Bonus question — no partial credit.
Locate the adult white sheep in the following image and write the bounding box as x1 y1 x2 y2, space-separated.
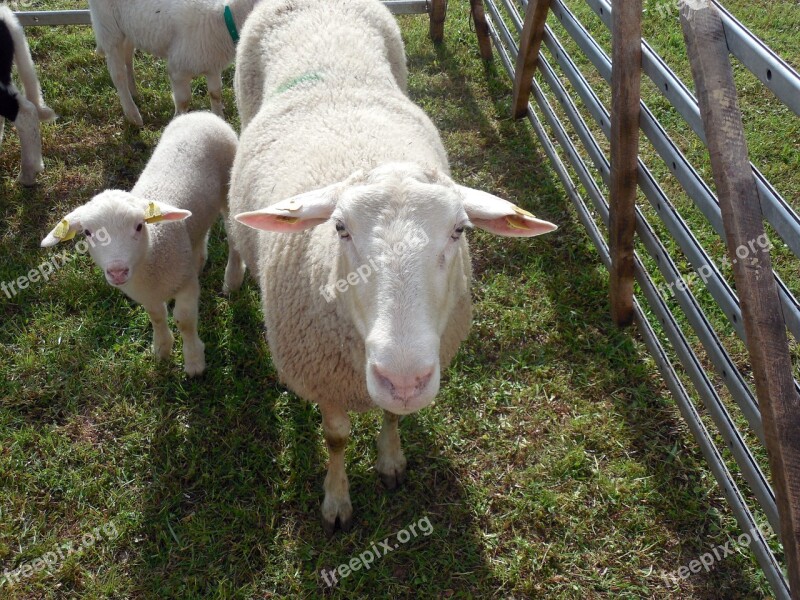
0 5 56 185
232 0 407 128
88 0 260 126
229 0 557 533
42 112 244 376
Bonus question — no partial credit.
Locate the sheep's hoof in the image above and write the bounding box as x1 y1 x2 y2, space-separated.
322 512 353 536
37 106 57 122
17 172 38 187
377 452 407 491
124 110 144 128
183 358 206 377
378 466 407 491
321 497 353 536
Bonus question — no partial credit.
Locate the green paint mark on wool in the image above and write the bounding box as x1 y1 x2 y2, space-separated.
274 72 324 95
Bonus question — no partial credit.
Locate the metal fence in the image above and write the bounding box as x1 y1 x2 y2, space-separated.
13 1 436 26
469 0 800 597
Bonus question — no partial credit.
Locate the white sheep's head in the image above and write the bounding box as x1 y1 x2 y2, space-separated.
235 162 557 415
41 190 191 286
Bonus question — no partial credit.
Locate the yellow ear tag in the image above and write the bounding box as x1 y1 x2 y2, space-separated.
506 215 529 230
54 219 77 241
144 202 165 224
512 206 535 218
282 198 302 212
276 215 299 224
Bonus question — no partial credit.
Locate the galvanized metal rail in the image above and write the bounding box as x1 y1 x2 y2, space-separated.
487 25 789 599
13 1 431 27
478 0 797 596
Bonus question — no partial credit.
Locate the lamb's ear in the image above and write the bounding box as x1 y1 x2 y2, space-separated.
234 184 339 233
41 208 83 247
458 185 557 237
140 200 192 224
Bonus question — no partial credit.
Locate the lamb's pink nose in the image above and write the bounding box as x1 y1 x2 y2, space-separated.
106 266 130 285
371 364 435 401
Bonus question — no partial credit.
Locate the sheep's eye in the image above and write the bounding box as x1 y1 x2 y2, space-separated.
451 226 465 240
136 223 143 232
84 229 92 237
335 221 350 239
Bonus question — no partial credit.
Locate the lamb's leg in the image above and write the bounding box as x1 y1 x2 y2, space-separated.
169 70 192 116
0 116 5 146
207 71 224 117
173 276 205 377
145 302 174 361
221 210 245 295
376 410 407 489
123 38 137 98
321 405 353 534
104 44 143 126
14 98 44 186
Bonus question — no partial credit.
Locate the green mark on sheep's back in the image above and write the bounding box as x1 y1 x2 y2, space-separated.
274 71 324 95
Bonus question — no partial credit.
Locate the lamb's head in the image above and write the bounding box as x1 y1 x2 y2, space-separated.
41 190 191 286
235 162 557 414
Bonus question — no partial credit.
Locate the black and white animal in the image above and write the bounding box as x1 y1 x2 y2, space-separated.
0 5 55 186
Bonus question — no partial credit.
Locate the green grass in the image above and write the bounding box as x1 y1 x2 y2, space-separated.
0 1 796 598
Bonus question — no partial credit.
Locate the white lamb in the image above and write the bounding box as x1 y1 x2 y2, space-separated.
88 0 260 126
228 0 557 533
0 5 56 185
42 112 244 376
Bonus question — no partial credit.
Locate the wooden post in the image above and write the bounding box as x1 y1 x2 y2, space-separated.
681 2 800 597
429 0 446 44
470 0 493 60
608 0 642 327
511 0 552 118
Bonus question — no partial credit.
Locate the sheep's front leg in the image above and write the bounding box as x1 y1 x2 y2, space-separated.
104 44 143 126
145 302 174 361
321 405 353 534
376 410 407 490
221 210 245 295
207 71 224 117
173 277 205 377
13 99 44 186
222 243 245 295
169 70 192 116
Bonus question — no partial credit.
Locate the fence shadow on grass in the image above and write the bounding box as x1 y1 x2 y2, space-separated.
419 16 766 600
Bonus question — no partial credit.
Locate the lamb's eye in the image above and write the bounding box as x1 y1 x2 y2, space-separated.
84 229 92 237
136 223 143 232
451 226 465 240
335 221 350 239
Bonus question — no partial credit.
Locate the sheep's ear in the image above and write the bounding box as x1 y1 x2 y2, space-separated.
458 185 557 237
41 209 83 247
141 200 192 224
234 184 338 233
